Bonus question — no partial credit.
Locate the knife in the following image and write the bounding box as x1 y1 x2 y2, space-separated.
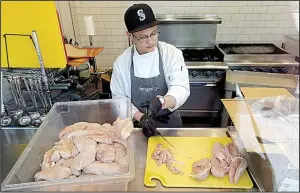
140 101 175 148
153 129 175 148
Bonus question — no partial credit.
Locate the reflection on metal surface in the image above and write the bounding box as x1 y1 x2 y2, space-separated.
156 14 222 24
1 129 37 183
186 62 228 70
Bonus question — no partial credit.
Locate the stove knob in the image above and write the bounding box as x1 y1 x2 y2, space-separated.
250 67 257 72
270 68 279 73
216 71 224 78
191 71 198 77
231 67 237 71
241 67 247 71
205 71 212 77
281 68 288 74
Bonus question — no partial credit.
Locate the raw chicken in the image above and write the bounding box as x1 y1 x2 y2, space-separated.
54 157 74 168
53 138 75 159
71 145 79 157
96 144 116 163
151 143 183 175
212 142 227 161
59 122 89 139
115 156 129 173
50 148 61 162
41 148 55 170
34 166 72 181
66 175 77 179
229 157 247 184
70 136 97 176
211 157 229 178
83 161 122 176
190 158 212 180
166 160 184 175
224 142 240 163
114 143 127 161
112 117 134 140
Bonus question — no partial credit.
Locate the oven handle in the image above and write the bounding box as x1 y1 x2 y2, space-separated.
190 82 217 87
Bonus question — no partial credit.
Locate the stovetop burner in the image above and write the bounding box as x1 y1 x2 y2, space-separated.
182 46 224 62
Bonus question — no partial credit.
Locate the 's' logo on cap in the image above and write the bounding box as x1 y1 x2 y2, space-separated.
137 9 146 21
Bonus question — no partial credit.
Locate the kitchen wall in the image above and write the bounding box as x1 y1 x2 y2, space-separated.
58 1 299 69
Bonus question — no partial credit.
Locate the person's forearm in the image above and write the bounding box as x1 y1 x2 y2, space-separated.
134 111 144 121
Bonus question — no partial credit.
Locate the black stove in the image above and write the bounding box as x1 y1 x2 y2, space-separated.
182 47 224 62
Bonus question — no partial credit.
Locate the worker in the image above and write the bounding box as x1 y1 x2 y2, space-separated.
110 3 190 137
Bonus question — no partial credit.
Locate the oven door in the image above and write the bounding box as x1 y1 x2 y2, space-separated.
179 82 222 117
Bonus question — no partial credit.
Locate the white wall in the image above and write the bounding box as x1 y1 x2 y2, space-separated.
62 1 299 69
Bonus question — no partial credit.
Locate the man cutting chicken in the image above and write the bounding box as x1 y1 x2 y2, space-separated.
110 3 190 137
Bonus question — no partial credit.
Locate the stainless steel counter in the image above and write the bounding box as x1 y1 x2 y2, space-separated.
1 128 37 183
1 128 258 192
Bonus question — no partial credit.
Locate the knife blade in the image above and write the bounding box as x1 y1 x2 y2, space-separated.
152 129 175 148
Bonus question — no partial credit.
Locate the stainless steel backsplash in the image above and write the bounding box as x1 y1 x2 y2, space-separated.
158 23 217 48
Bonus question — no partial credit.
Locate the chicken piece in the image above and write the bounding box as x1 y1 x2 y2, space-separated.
53 138 74 159
59 122 89 139
190 158 212 180
83 161 121 176
50 149 61 162
112 139 127 148
114 143 127 161
115 156 129 173
151 143 183 175
152 144 173 166
112 117 134 140
88 130 120 145
70 137 97 176
211 157 229 178
229 157 247 184
86 123 103 131
114 142 126 151
61 129 103 140
88 134 114 144
212 142 227 161
41 148 55 170
96 144 116 163
34 166 72 181
54 158 74 168
166 160 184 175
262 100 274 110
71 145 79 157
66 175 77 179
224 142 240 163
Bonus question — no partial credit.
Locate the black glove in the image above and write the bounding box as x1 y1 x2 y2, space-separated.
139 114 157 138
149 97 162 116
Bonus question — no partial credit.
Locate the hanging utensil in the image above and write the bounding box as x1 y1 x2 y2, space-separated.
29 78 39 112
34 78 47 114
15 77 31 126
1 104 12 127
9 77 24 120
38 78 49 112
18 115 31 126
1 117 12 127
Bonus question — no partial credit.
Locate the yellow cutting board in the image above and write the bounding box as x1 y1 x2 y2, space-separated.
1 1 67 68
144 137 253 189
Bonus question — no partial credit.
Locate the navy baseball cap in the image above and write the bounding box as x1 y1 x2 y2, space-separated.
124 3 160 33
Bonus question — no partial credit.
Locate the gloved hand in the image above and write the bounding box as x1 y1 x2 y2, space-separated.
139 114 157 138
149 97 163 116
